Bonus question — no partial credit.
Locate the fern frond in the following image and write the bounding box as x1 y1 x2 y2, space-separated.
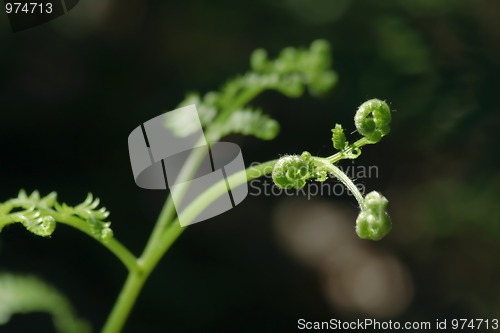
0 191 113 242
173 39 337 139
218 107 279 140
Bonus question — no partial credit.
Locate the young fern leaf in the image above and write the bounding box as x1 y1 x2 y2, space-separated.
331 124 348 150
8 212 56 237
0 274 90 333
172 39 337 140
55 193 113 241
166 92 218 137
217 107 280 140
0 190 113 242
250 39 337 96
0 191 58 237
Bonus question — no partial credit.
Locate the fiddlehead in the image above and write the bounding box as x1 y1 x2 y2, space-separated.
272 152 315 190
354 99 391 143
356 191 392 240
271 98 393 240
0 190 113 242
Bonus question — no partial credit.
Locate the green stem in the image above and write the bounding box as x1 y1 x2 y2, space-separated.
316 158 365 209
103 239 139 273
39 212 139 272
101 153 366 333
100 150 367 333
102 85 268 333
143 160 276 277
140 84 262 264
101 270 147 333
141 222 184 275
100 161 276 333
102 143 209 333
327 137 370 164
139 196 176 260
60 218 138 272
140 135 208 263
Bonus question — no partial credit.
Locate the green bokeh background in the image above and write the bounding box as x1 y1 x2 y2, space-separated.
1 0 499 332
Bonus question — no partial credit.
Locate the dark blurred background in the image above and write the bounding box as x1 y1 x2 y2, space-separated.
1 0 500 332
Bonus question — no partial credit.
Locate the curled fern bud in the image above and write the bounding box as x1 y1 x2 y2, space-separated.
272 152 314 189
19 213 56 237
38 216 56 236
355 191 391 241
354 99 391 143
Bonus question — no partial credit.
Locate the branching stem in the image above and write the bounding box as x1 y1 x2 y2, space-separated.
101 161 276 333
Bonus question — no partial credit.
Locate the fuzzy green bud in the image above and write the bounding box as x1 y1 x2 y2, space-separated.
272 153 314 189
354 99 391 143
356 191 391 241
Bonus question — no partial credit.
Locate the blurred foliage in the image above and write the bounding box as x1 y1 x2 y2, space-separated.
0 274 90 333
0 0 499 332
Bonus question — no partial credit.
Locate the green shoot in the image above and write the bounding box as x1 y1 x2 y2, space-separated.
0 41 392 333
